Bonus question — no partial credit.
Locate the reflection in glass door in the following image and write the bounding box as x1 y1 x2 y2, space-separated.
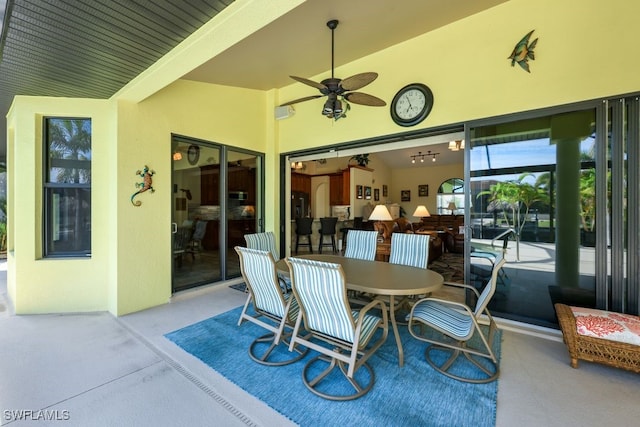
225 149 262 278
469 110 598 327
171 137 221 292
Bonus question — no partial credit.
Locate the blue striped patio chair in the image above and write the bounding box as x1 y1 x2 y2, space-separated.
344 230 378 261
389 232 430 269
285 257 388 401
407 257 506 383
244 231 291 291
244 231 279 260
235 247 308 366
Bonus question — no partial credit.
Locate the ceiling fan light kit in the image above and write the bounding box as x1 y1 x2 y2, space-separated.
280 19 386 120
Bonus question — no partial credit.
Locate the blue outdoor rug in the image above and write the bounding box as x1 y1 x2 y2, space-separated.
165 306 501 427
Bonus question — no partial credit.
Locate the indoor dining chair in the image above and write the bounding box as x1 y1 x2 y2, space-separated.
343 230 378 261
285 257 388 401
235 247 308 366
407 257 506 383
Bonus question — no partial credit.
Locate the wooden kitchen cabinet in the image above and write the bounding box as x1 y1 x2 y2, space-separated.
200 165 220 205
291 172 311 195
328 169 351 205
201 165 256 205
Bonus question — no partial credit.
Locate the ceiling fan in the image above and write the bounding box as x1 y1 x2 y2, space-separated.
280 19 386 120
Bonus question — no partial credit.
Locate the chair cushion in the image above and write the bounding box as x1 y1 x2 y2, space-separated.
570 306 640 346
352 310 382 348
411 300 473 340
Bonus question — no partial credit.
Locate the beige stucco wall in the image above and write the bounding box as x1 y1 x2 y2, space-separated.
7 0 640 315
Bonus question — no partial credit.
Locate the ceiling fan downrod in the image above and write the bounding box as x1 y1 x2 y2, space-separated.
327 20 338 80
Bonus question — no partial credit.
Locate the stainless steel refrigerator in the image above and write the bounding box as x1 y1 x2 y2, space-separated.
291 192 309 219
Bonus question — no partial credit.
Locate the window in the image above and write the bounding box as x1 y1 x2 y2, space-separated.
44 118 91 256
437 178 464 214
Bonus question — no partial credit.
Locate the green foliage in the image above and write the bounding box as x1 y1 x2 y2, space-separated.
580 168 596 232
477 173 550 236
350 153 370 166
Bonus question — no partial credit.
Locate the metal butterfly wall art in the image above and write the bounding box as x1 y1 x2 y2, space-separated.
508 30 538 73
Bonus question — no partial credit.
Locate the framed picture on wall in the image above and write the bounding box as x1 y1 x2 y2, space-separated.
356 185 363 199
401 190 411 202
365 186 372 200
382 185 388 197
418 184 429 197
374 188 380 201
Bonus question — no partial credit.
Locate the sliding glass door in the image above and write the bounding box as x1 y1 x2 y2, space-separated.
468 97 640 327
225 149 262 278
171 136 263 292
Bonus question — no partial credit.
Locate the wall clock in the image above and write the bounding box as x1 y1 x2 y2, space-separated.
187 145 200 165
390 83 434 127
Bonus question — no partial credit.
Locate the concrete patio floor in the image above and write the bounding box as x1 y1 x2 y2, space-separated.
1 260 638 426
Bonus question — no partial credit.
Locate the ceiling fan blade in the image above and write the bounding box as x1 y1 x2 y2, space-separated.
340 72 378 91
290 75 327 91
343 92 386 107
280 95 324 106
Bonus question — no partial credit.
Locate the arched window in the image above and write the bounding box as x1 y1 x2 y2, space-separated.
437 178 464 214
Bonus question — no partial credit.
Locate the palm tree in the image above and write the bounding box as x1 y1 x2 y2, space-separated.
47 119 91 252
48 119 91 183
477 173 550 260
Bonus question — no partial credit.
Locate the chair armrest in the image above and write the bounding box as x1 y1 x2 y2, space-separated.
409 296 475 318
359 298 388 321
441 281 481 299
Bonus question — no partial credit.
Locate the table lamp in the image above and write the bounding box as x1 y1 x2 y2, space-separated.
369 204 393 242
447 201 457 215
412 205 431 219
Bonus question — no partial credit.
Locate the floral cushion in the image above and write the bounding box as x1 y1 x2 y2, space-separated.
570 306 640 346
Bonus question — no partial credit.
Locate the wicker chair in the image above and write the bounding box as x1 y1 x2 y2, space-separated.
407 257 506 383
235 247 307 366
285 257 388 400
555 303 640 373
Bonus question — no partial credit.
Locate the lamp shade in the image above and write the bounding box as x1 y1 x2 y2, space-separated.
413 205 431 217
447 202 457 211
369 204 393 221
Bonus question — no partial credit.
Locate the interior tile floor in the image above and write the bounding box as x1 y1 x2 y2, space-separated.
1 260 639 427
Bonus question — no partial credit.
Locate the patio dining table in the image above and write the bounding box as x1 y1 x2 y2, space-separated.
276 254 444 367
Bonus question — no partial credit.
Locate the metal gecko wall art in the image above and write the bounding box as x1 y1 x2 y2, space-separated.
131 165 155 206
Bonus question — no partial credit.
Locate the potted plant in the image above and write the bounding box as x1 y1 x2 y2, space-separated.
350 154 370 167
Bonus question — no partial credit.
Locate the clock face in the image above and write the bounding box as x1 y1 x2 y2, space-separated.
390 83 434 127
187 145 200 165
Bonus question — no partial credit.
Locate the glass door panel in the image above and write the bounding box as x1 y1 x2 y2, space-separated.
225 149 261 278
469 110 597 327
172 138 221 292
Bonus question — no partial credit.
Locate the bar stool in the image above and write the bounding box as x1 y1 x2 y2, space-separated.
295 217 314 254
318 217 338 253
